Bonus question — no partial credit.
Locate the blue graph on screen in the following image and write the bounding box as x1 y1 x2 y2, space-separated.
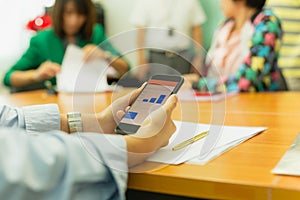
143 94 166 104
124 112 138 120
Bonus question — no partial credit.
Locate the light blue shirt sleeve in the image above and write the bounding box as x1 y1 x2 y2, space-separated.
0 128 128 200
0 104 60 133
0 104 128 199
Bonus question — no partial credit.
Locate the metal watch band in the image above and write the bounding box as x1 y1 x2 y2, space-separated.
67 112 83 133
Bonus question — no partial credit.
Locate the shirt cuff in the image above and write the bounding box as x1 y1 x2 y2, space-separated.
22 104 60 134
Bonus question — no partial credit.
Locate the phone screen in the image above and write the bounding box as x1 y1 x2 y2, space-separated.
119 79 179 126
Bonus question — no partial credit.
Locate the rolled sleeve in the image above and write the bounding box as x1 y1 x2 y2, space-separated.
22 104 60 134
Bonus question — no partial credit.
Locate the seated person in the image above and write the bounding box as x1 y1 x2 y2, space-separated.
3 0 128 92
0 86 178 199
191 0 283 92
130 0 206 81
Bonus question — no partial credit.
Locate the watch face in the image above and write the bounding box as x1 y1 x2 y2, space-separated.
67 112 83 133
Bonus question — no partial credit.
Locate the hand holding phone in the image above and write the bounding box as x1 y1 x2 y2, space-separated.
115 75 184 134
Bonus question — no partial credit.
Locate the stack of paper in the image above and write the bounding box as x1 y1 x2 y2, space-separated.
272 133 300 176
147 121 266 165
57 44 109 93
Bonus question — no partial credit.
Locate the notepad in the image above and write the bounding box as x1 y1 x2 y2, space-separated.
271 133 300 176
56 44 109 93
147 121 266 165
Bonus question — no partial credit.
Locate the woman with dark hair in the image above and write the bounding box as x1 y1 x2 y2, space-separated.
3 0 129 91
192 0 283 92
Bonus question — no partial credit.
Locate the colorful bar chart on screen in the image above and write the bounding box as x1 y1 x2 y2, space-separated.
149 98 156 103
157 95 166 104
120 83 175 125
142 95 166 104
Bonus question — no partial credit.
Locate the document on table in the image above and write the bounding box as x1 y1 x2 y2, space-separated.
147 121 266 165
271 133 300 176
57 44 109 93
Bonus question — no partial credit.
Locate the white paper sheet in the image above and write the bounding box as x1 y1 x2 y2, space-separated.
272 133 300 176
147 121 266 165
57 44 109 93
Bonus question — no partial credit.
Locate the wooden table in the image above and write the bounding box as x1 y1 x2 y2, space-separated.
1 90 300 199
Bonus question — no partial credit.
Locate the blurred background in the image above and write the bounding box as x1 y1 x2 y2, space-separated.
0 0 224 94
1 0 299 93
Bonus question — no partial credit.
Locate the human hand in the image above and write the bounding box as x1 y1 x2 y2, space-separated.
134 94 177 147
94 84 146 133
82 44 113 62
124 94 178 167
182 73 200 90
34 61 60 82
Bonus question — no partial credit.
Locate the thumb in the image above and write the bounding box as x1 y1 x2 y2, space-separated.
163 94 178 114
128 82 147 105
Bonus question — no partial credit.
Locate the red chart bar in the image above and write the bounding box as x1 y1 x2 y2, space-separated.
148 79 178 86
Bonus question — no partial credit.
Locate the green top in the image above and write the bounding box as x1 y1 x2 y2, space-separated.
3 24 122 87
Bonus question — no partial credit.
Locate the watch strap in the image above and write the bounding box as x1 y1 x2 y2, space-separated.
67 112 83 133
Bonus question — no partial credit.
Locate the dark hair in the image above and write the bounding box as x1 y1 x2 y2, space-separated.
233 0 266 10
51 0 96 40
246 0 266 10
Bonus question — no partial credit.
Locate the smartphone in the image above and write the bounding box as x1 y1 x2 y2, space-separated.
115 75 184 135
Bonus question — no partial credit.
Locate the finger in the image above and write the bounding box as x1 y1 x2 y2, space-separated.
116 110 126 120
128 82 147 105
83 52 91 62
44 71 55 79
163 94 178 114
125 106 130 112
50 64 61 73
55 67 61 73
43 61 52 66
112 82 147 113
161 120 177 147
47 67 59 76
82 47 94 61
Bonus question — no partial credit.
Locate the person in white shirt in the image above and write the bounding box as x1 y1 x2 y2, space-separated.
130 0 206 81
0 86 178 200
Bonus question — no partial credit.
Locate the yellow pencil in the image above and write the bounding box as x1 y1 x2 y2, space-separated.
172 131 209 151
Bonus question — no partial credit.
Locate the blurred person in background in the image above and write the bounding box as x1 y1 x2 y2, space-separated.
3 0 128 92
130 0 206 82
192 0 283 93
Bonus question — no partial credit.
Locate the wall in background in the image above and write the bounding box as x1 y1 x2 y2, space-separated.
95 0 139 67
198 0 223 50
0 0 47 94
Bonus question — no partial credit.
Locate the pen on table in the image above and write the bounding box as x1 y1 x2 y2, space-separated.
172 131 209 151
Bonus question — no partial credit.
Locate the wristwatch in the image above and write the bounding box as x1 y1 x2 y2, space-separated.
67 112 83 133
